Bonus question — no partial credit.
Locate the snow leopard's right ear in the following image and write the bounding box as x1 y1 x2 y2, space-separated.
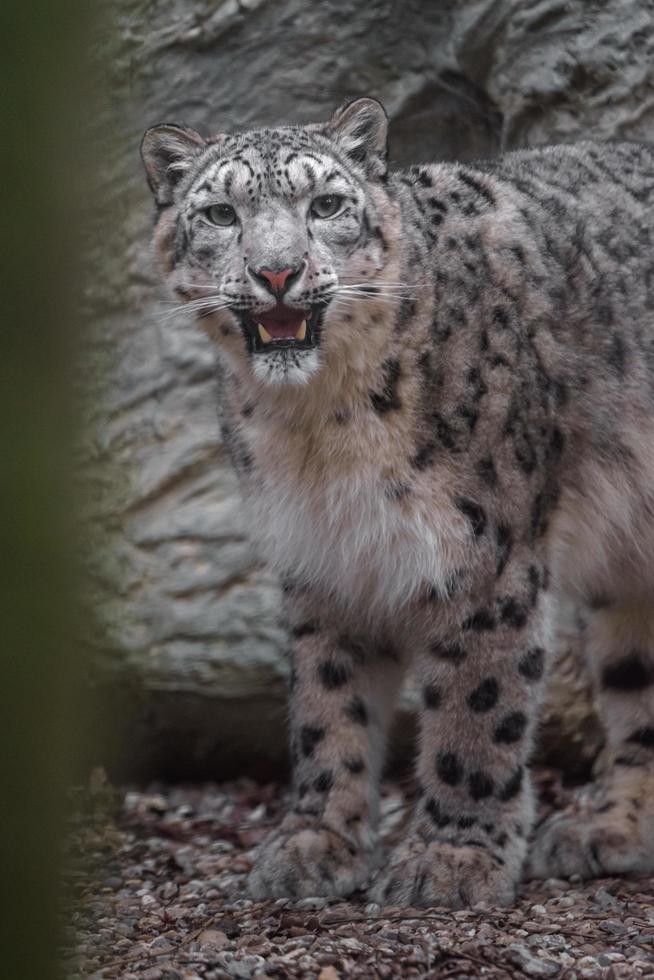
140 124 206 206
326 97 389 179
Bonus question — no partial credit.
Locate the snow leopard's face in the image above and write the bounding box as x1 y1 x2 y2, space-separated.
142 99 396 385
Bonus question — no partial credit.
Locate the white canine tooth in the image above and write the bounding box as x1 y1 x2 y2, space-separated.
258 323 273 344
295 319 307 341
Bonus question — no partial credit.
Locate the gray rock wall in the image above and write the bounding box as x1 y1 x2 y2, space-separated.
86 0 654 779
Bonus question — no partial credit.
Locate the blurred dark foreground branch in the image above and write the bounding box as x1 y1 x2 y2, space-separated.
0 2 105 977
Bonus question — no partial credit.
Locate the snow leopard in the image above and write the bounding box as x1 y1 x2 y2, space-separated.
141 98 654 908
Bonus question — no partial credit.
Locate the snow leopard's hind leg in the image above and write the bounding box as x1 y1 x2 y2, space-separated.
530 601 654 879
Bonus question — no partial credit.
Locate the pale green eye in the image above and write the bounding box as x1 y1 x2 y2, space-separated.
311 194 343 218
206 203 236 226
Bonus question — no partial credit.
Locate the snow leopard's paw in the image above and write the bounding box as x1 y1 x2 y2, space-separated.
248 817 371 900
371 836 520 909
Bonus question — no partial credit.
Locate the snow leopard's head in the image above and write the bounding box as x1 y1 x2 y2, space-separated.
141 98 401 386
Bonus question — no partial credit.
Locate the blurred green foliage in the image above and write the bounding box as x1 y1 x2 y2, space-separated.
0 2 105 977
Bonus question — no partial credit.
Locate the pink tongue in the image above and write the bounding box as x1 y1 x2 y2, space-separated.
259 309 305 339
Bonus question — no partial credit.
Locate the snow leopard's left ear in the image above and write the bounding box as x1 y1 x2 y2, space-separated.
326 97 388 179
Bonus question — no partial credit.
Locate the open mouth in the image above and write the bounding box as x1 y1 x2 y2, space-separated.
239 304 324 354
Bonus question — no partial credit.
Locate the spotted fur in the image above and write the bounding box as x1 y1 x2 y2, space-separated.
142 99 654 907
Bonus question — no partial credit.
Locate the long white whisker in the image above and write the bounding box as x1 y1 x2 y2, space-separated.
338 277 430 288
337 287 415 294
337 281 421 288
173 279 223 290
339 289 406 302
151 297 221 309
336 285 421 296
336 285 410 294
161 301 227 315
339 292 405 302
331 298 402 310
337 284 415 290
337 282 410 289
148 301 232 322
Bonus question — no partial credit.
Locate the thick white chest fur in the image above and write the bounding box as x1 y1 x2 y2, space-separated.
244 447 465 620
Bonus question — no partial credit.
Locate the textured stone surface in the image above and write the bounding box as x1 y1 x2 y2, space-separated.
86 0 652 778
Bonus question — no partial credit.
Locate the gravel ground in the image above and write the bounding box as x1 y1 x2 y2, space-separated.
62 771 654 979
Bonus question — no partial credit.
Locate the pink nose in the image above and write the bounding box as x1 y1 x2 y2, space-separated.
258 267 296 294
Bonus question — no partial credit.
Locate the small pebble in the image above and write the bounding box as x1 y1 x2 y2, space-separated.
317 967 341 980
295 896 328 909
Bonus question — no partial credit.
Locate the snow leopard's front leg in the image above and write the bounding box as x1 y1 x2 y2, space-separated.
372 563 551 908
248 586 405 900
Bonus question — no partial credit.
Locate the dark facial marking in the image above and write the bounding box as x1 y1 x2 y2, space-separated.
195 245 215 263
344 757 365 774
